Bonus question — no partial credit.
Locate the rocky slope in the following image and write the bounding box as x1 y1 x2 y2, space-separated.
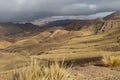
104 11 120 20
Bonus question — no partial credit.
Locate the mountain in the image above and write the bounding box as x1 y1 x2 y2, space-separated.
1 11 120 52
0 23 41 41
32 16 81 26
104 11 120 20
2 11 120 79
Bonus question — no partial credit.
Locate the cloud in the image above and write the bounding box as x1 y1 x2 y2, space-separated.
59 3 99 15
0 0 119 22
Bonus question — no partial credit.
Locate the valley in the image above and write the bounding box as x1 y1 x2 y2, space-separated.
1 11 120 80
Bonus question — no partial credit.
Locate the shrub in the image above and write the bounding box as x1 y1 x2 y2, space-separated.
102 56 120 67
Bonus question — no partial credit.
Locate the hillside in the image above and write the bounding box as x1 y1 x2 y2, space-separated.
1 11 120 80
1 11 120 53
6 12 120 53
104 11 120 20
0 23 40 40
0 17 116 53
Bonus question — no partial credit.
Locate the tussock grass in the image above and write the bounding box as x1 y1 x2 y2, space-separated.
102 56 120 67
12 61 73 80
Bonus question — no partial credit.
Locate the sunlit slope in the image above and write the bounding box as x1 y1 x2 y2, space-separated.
6 20 119 53
4 19 120 58
1 19 120 72
5 28 77 54
0 53 29 72
0 40 12 49
33 20 120 60
1 18 120 76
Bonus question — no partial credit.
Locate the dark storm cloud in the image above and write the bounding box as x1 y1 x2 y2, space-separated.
0 0 120 22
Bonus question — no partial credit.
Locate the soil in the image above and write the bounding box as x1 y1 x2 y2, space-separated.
72 65 120 80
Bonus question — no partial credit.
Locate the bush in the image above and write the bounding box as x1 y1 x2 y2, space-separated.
102 56 120 67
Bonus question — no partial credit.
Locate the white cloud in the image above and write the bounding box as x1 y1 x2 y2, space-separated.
89 4 98 10
60 3 99 15
74 3 98 10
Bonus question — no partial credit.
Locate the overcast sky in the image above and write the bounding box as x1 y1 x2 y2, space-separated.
0 0 120 22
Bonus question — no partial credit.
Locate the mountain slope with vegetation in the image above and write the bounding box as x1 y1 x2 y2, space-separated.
1 11 120 80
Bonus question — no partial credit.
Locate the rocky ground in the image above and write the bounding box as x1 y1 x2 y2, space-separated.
72 65 120 80
1 64 120 80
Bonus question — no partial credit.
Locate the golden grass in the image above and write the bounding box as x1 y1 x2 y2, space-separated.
0 40 12 49
102 56 120 67
12 61 73 80
1 24 120 80
0 54 29 72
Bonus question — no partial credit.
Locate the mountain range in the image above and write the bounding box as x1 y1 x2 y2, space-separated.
0 11 120 53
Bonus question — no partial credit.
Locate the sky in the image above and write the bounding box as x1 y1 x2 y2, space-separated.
0 0 120 22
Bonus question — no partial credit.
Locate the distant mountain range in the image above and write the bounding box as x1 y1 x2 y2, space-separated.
0 11 120 49
0 23 41 41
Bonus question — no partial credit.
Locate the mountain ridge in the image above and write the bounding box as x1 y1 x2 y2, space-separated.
104 11 120 20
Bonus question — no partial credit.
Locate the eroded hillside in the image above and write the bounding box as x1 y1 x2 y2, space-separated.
1 16 120 54
1 11 120 80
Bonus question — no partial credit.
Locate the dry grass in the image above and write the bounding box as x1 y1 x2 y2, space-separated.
0 40 12 49
1 23 120 80
0 54 29 72
102 56 120 67
12 61 73 80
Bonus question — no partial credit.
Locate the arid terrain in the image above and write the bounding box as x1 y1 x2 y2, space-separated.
1 11 120 80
